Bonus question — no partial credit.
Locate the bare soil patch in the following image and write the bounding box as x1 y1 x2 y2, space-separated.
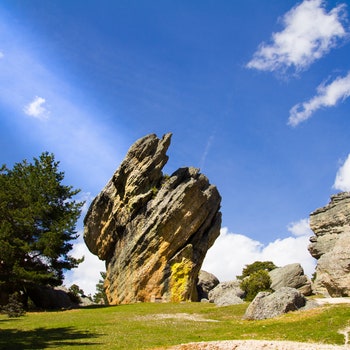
163 340 350 349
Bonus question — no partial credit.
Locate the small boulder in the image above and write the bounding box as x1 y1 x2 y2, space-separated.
244 287 306 320
269 263 312 296
197 270 220 300
208 280 245 306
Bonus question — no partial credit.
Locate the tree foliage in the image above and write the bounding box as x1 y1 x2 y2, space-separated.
0 152 83 298
237 261 277 280
69 284 85 298
237 261 277 301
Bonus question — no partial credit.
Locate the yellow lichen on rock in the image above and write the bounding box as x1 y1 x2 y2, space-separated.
170 258 194 302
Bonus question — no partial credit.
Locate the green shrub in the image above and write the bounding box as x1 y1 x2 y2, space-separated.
240 270 272 301
1 293 26 318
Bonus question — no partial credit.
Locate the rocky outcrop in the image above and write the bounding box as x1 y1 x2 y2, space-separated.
269 263 312 296
208 280 245 306
308 192 350 296
27 286 78 309
84 133 222 304
243 287 306 320
197 271 220 300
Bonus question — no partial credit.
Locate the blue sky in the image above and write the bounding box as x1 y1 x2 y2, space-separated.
1 0 350 295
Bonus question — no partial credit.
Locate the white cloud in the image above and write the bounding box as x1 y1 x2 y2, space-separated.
288 72 350 126
0 52 4 59
247 0 348 73
202 226 316 282
287 218 313 236
64 236 105 296
66 221 316 295
23 96 49 120
333 154 350 191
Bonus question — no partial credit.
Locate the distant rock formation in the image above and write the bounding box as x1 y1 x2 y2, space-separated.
309 192 350 296
26 286 81 309
208 280 245 306
269 263 312 296
244 287 306 320
84 133 222 304
197 270 220 301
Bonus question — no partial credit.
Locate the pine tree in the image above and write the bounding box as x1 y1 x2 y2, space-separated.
93 272 108 304
0 152 83 301
1 292 26 317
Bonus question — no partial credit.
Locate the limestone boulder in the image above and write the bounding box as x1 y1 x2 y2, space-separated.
197 270 220 300
269 263 312 296
243 287 306 320
84 133 222 304
208 280 245 306
309 192 350 296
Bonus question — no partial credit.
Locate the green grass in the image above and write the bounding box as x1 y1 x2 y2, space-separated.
0 302 349 349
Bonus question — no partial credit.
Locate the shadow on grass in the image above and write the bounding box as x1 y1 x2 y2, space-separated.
0 326 100 349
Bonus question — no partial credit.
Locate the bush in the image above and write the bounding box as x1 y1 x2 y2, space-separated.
2 293 26 318
240 270 272 301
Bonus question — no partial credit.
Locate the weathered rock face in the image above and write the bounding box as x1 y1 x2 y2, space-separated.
84 133 222 304
269 263 312 296
308 192 350 297
243 287 306 320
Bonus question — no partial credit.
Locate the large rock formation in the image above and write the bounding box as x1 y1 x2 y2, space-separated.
269 263 312 296
308 192 350 296
84 133 222 304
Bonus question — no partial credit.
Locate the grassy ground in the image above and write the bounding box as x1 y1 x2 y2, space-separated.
0 302 349 349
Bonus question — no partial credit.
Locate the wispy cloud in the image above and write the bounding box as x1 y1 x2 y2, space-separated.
247 0 348 74
23 96 49 120
0 14 128 293
0 52 4 59
199 134 215 170
202 226 316 282
288 72 350 126
333 154 350 191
